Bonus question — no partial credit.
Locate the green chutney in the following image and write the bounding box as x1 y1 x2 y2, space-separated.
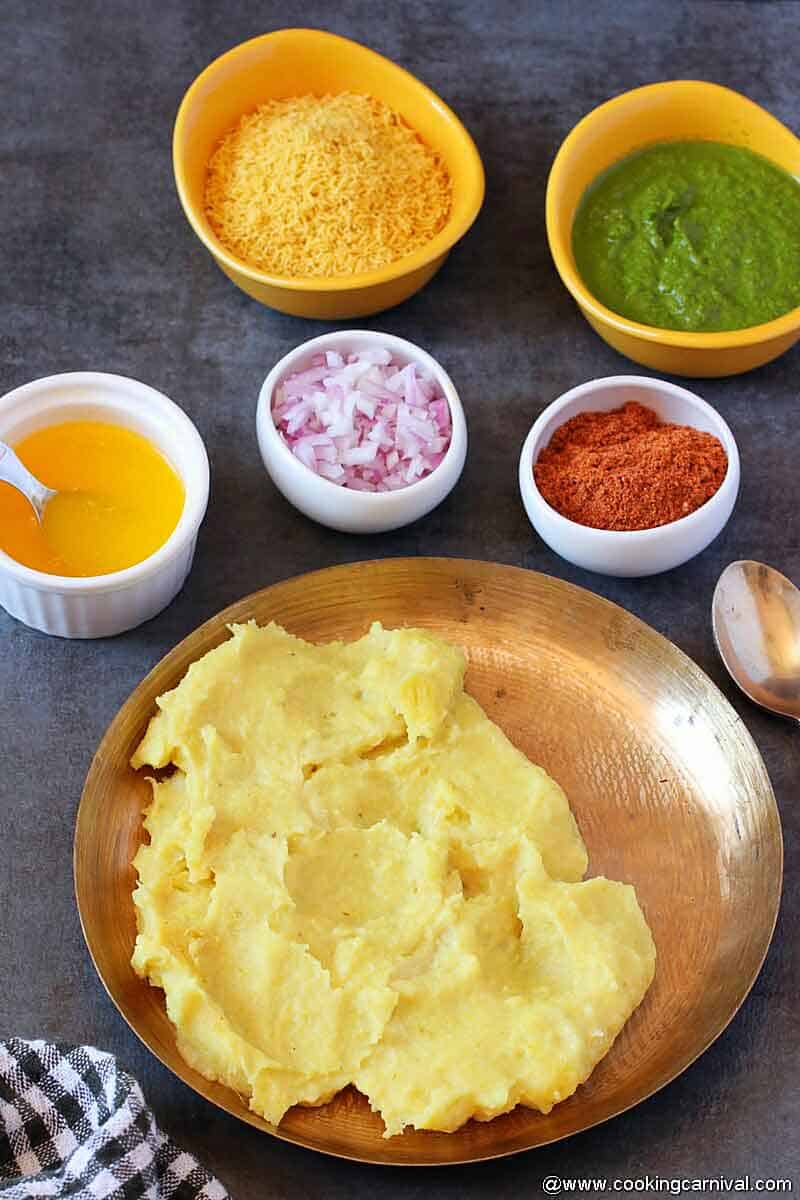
571 141 800 332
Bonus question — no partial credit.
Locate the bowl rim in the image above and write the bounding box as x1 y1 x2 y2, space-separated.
0 372 210 594
545 79 800 349
518 374 740 541
173 27 485 294
257 330 467 508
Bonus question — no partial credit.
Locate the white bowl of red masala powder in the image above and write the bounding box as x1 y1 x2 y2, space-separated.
518 376 740 578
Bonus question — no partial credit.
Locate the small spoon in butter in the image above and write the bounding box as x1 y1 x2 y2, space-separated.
712 559 800 721
0 440 58 524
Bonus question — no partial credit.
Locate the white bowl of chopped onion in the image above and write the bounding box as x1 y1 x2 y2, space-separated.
257 331 467 534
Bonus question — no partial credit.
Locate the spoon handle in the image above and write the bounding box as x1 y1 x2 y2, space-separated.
0 441 56 520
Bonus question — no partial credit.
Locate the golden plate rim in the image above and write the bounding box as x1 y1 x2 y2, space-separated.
74 557 784 1166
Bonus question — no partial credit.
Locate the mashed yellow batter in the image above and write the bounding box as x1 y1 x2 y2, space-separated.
131 622 655 1136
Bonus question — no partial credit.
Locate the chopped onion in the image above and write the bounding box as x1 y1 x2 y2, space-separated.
273 348 452 491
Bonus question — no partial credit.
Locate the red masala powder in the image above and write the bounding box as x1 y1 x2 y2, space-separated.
533 401 728 531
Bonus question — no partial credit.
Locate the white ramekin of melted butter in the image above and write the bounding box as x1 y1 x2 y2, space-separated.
0 373 209 638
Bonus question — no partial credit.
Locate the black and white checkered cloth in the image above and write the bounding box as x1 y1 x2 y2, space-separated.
0 1040 230 1199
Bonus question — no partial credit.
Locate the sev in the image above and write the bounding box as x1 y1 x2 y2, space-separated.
204 92 452 278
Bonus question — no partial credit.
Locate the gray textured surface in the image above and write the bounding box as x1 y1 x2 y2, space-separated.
1 1 798 1195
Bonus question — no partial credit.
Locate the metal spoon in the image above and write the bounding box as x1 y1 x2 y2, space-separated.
0 440 57 524
712 560 800 721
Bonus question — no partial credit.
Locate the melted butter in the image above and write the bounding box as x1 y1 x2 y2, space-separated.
0 421 184 576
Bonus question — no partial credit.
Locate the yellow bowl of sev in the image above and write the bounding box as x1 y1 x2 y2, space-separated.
173 29 485 319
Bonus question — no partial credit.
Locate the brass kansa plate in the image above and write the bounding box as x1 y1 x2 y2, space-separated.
74 559 783 1165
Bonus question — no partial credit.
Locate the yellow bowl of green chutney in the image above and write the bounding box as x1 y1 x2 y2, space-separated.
546 81 800 377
